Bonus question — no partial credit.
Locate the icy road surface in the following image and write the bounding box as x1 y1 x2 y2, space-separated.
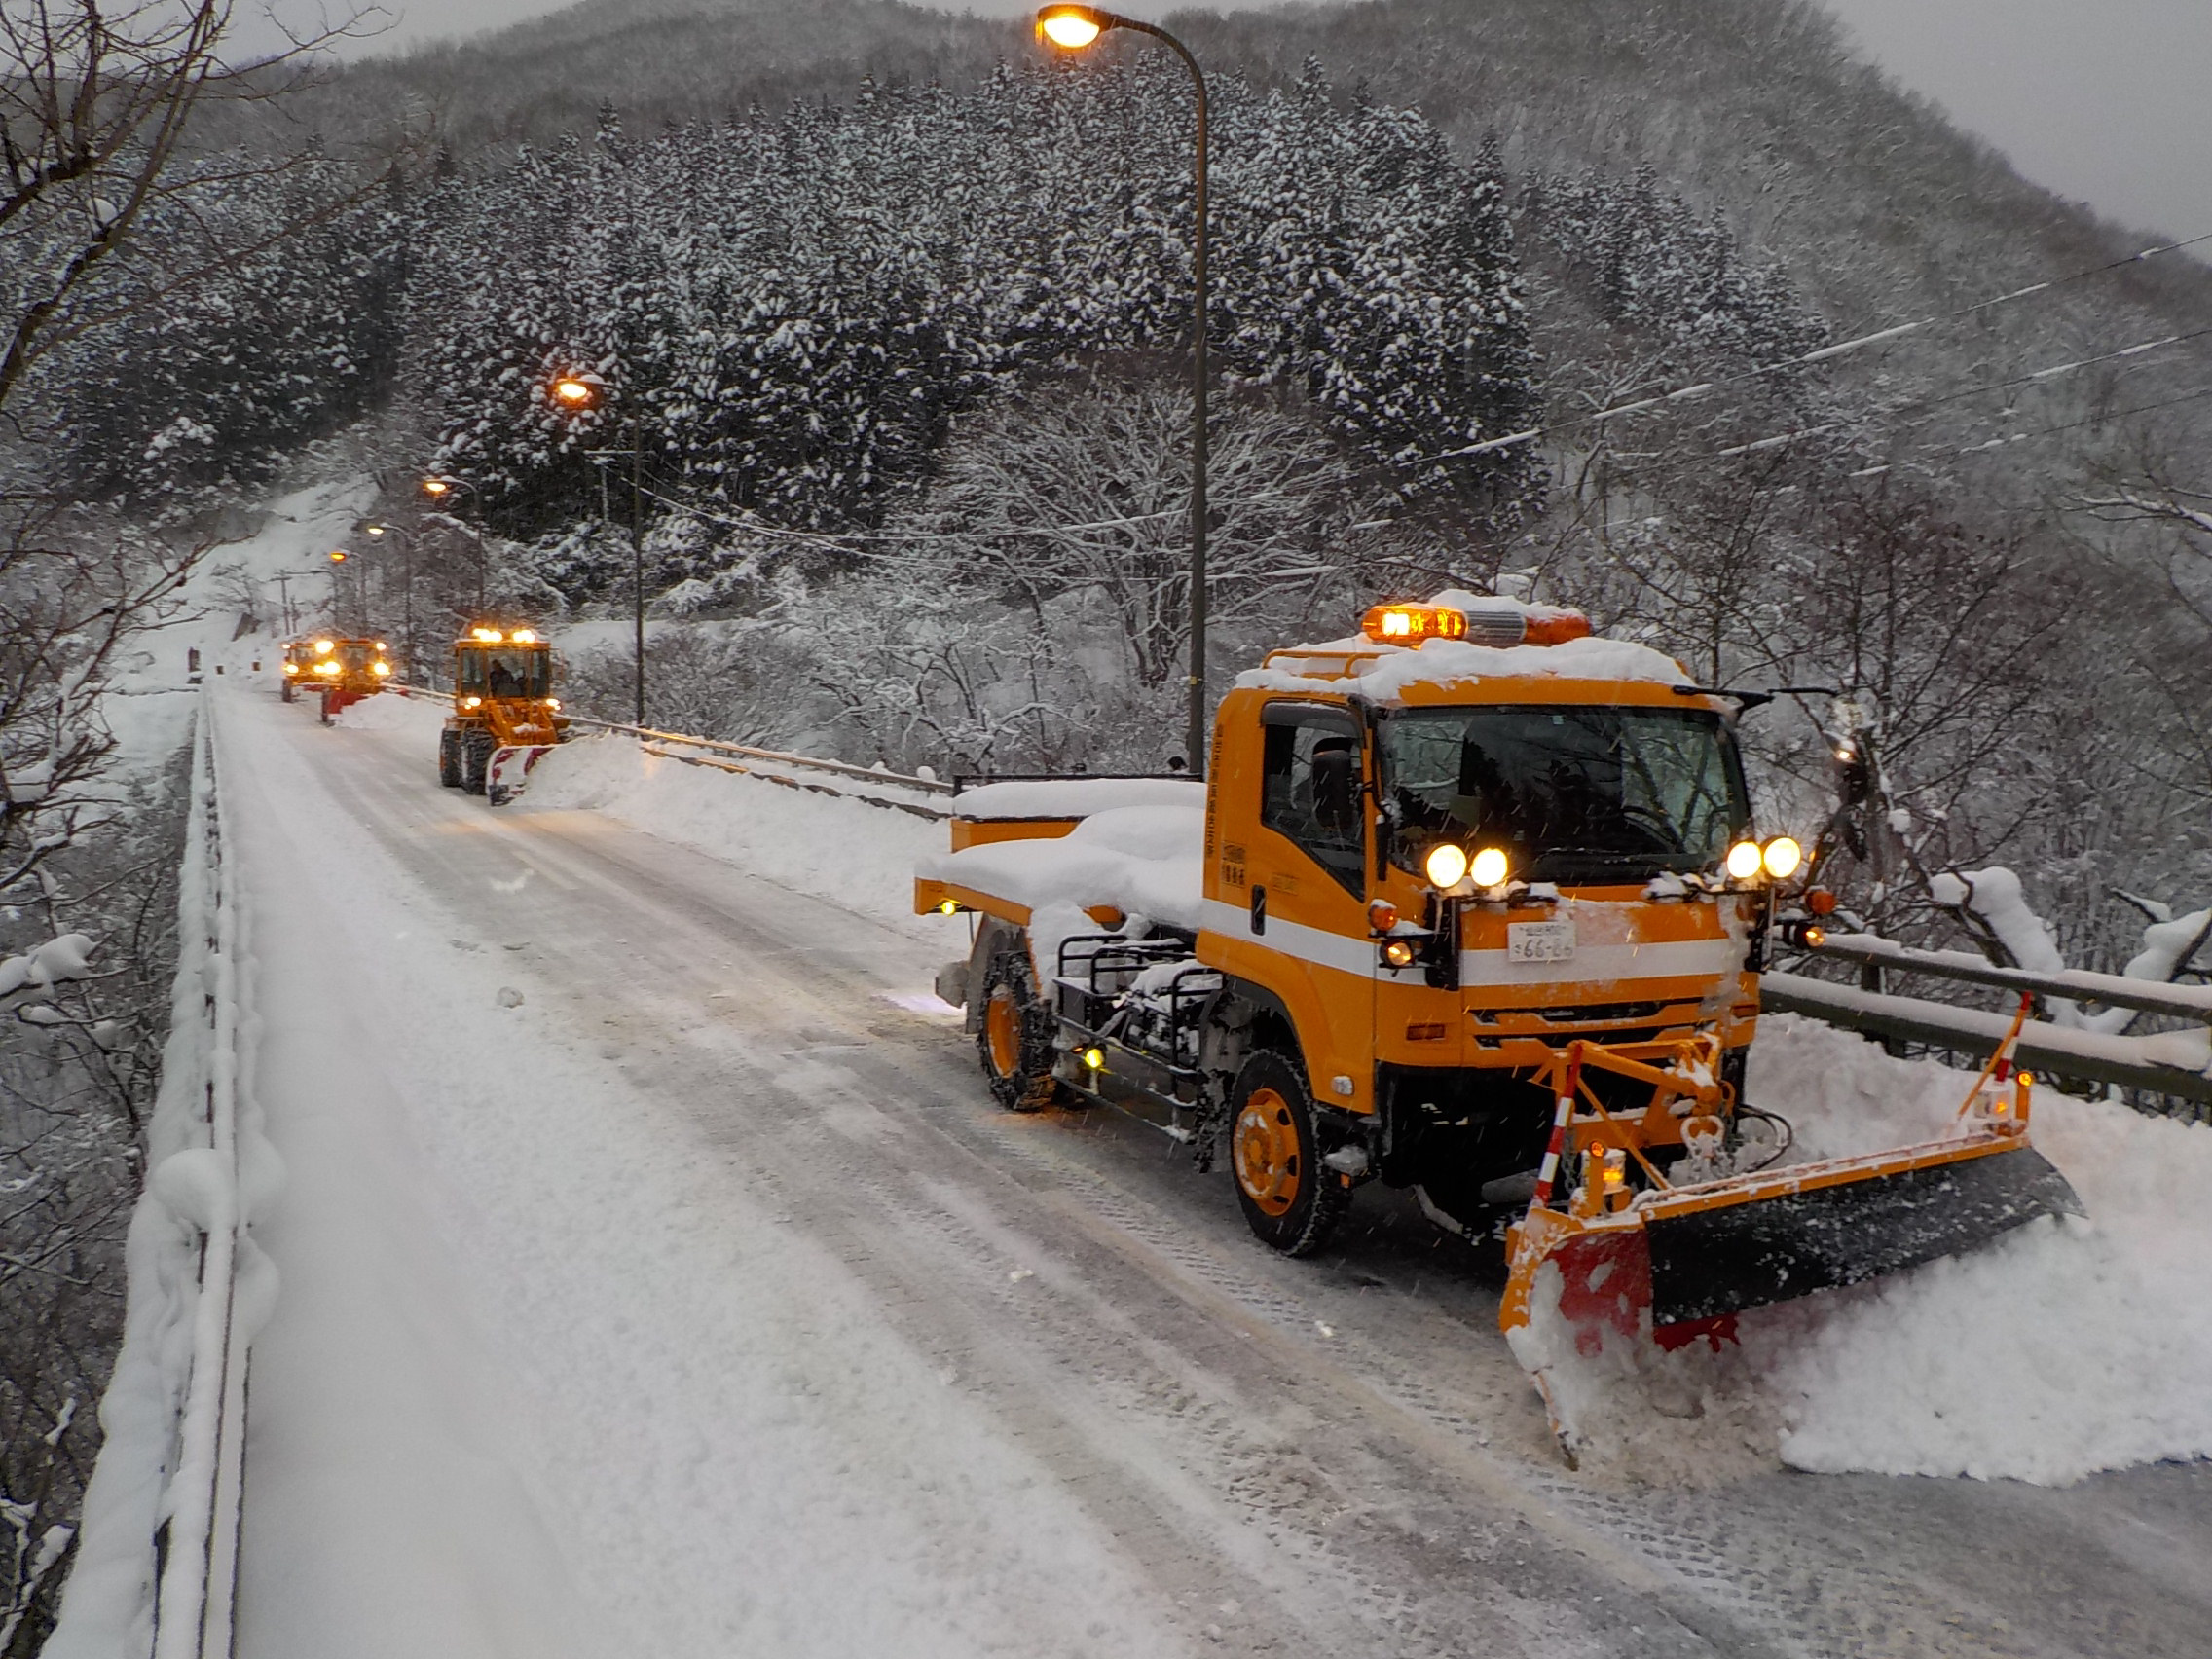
218 685 2212 1659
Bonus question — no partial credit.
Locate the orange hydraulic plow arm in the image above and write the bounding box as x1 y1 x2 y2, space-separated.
1501 1020 2082 1403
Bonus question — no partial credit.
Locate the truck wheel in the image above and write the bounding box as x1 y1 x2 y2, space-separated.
438 729 461 788
462 730 495 795
976 945 1058 1112
281 680 295 704
1228 1051 1348 1256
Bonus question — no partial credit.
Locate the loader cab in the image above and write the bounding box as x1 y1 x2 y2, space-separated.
454 634 553 703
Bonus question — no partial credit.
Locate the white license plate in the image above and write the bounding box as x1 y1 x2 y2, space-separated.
1507 921 1577 964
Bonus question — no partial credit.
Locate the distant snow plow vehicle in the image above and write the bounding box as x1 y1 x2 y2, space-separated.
914 595 2080 1436
278 639 313 702
291 636 393 720
439 626 568 801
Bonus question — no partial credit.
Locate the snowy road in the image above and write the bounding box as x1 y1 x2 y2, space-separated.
218 682 2212 1659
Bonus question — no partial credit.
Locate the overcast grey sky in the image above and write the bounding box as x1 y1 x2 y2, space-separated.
336 0 2212 241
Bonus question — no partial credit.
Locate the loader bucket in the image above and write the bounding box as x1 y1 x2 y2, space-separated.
1502 1134 2082 1358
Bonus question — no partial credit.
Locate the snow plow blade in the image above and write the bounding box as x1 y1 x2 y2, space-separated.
1641 1137 2079 1326
1503 1135 2081 1365
486 744 554 806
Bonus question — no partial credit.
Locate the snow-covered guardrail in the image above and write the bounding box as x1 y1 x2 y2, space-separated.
1798 931 2212 1022
562 716 953 799
1769 934 2212 1121
45 699 276 1659
392 686 954 821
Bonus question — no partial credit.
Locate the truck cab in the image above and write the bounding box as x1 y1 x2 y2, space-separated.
1202 628 1760 1240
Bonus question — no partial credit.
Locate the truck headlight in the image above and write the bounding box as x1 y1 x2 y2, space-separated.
1469 846 1510 888
1423 843 1468 889
1762 836 1803 879
1725 840 1764 880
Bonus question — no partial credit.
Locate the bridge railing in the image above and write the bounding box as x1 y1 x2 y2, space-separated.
1768 932 2212 1123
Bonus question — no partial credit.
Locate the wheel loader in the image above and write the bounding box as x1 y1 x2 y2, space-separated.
439 626 568 801
290 636 393 720
915 596 2079 1438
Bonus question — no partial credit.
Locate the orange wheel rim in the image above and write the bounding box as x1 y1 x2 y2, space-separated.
1233 1088 1301 1216
985 988 1020 1077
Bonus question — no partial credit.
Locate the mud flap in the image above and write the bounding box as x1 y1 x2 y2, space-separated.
486 744 553 806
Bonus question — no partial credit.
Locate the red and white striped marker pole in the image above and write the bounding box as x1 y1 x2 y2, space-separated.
1530 1045 1585 1207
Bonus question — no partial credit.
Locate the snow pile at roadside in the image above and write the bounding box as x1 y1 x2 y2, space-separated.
519 731 946 936
1541 1016 2212 1487
330 692 447 735
920 804 1205 932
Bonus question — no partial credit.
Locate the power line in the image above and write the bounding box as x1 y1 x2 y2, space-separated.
1850 384 2212 479
1705 323 2212 462
1430 229 2212 465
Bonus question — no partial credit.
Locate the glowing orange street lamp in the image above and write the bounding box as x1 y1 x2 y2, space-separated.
1036 5 1213 776
546 370 648 724
1036 4 1105 47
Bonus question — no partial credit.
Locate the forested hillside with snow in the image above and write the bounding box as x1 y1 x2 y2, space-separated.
45 0 2200 974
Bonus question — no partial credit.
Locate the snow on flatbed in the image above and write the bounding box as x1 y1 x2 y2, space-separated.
950 776 1204 819
921 803 1206 932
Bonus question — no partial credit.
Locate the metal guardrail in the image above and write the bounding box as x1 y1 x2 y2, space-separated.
47 700 256 1659
567 717 954 795
1770 933 2212 1122
1801 931 2212 1020
392 686 955 820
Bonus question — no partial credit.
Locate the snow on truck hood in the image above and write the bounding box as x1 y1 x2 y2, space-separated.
920 803 1206 930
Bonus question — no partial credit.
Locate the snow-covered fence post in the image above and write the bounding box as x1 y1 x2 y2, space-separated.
43 696 275 1659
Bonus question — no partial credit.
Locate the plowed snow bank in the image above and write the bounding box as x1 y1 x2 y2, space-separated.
1544 1018 2212 1486
520 732 949 940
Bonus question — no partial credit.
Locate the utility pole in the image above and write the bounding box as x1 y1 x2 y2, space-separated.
273 571 295 636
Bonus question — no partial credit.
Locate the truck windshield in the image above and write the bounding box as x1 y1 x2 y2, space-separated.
1380 705 1750 884
459 648 551 698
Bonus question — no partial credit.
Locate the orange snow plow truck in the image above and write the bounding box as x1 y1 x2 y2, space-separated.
285 635 392 718
916 595 2079 1414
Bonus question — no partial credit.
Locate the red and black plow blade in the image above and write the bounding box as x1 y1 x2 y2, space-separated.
1642 1141 2082 1328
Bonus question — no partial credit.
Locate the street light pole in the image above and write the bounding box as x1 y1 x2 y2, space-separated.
1036 6 1211 776
549 374 650 726
631 416 645 726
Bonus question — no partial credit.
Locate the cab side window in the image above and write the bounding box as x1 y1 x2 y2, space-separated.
1260 709 1365 895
